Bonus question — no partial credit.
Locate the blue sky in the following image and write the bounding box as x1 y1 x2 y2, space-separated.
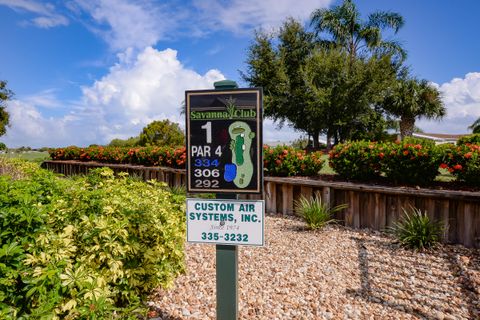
1 0 479 148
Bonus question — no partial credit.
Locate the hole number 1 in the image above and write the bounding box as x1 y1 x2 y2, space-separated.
201 121 212 144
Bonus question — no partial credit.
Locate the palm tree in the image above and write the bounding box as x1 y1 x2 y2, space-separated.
310 0 406 63
381 77 445 139
468 117 480 133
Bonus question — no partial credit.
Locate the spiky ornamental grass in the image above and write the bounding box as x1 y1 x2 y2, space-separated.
390 207 444 250
294 193 347 230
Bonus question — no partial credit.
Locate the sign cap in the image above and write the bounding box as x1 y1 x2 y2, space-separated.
214 80 238 90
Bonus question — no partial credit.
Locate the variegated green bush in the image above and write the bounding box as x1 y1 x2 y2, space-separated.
0 161 185 318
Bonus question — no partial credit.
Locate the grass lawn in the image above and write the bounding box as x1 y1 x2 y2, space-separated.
319 153 336 174
1 151 50 163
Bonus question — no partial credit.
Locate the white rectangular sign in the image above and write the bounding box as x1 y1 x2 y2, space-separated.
186 198 264 246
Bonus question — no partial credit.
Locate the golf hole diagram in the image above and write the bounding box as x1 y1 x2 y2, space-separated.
224 121 255 188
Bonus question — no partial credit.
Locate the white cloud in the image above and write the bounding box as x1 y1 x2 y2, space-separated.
0 0 68 28
263 119 302 143
417 72 480 134
81 46 224 142
192 0 333 35
2 47 224 148
70 0 178 51
23 89 64 109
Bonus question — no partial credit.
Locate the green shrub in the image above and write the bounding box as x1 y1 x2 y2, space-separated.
441 143 480 185
49 145 187 168
380 141 442 185
457 134 480 146
294 193 347 230
328 141 382 180
0 161 185 318
263 145 324 177
402 136 436 148
390 207 444 250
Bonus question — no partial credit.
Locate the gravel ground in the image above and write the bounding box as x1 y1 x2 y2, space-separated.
149 215 480 320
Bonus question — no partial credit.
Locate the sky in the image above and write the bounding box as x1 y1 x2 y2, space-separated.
0 0 479 148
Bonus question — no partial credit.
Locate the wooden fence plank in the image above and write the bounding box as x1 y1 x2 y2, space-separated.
282 184 294 215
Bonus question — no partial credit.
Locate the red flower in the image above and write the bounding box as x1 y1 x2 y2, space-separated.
440 163 448 169
275 159 282 165
453 164 463 171
403 150 409 156
378 152 384 159
465 152 472 159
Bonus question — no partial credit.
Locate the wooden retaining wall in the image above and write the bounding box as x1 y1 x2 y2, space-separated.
42 160 480 248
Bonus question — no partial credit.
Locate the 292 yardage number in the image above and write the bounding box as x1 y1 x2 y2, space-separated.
195 179 219 188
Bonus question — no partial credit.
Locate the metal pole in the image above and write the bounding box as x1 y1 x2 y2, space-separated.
214 80 239 320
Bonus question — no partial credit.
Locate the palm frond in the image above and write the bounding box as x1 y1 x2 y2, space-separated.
373 40 407 63
468 117 480 132
367 11 405 33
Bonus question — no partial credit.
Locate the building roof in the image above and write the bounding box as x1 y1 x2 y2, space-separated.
412 133 468 141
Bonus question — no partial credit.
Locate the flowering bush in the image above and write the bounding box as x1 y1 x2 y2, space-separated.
457 134 480 146
380 141 442 185
329 141 382 180
49 146 186 168
51 145 322 177
329 140 443 185
263 145 324 177
441 143 480 185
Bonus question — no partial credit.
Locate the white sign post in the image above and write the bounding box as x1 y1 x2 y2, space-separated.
186 199 264 246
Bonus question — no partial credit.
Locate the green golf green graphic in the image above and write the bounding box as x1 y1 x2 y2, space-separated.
228 121 255 188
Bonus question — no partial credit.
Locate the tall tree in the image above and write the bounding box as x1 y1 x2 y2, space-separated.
0 80 13 137
242 19 322 147
381 77 445 139
310 0 406 63
468 117 480 134
304 48 396 146
243 18 397 148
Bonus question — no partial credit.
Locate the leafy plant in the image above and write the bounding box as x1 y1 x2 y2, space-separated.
457 133 480 146
0 160 186 318
263 145 324 177
380 140 442 185
390 207 444 250
329 140 382 180
441 143 480 185
294 193 347 230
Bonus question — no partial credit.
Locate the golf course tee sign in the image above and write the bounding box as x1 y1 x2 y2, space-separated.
186 88 263 193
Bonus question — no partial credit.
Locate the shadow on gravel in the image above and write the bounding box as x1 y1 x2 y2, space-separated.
347 237 480 319
149 311 183 320
445 252 480 319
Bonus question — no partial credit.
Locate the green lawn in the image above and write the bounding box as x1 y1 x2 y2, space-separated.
319 154 336 174
1 151 50 163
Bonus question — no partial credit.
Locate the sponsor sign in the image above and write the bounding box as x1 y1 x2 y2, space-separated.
186 198 264 246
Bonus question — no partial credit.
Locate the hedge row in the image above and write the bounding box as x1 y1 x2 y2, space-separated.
0 161 185 318
49 145 325 177
329 140 480 185
49 145 187 168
